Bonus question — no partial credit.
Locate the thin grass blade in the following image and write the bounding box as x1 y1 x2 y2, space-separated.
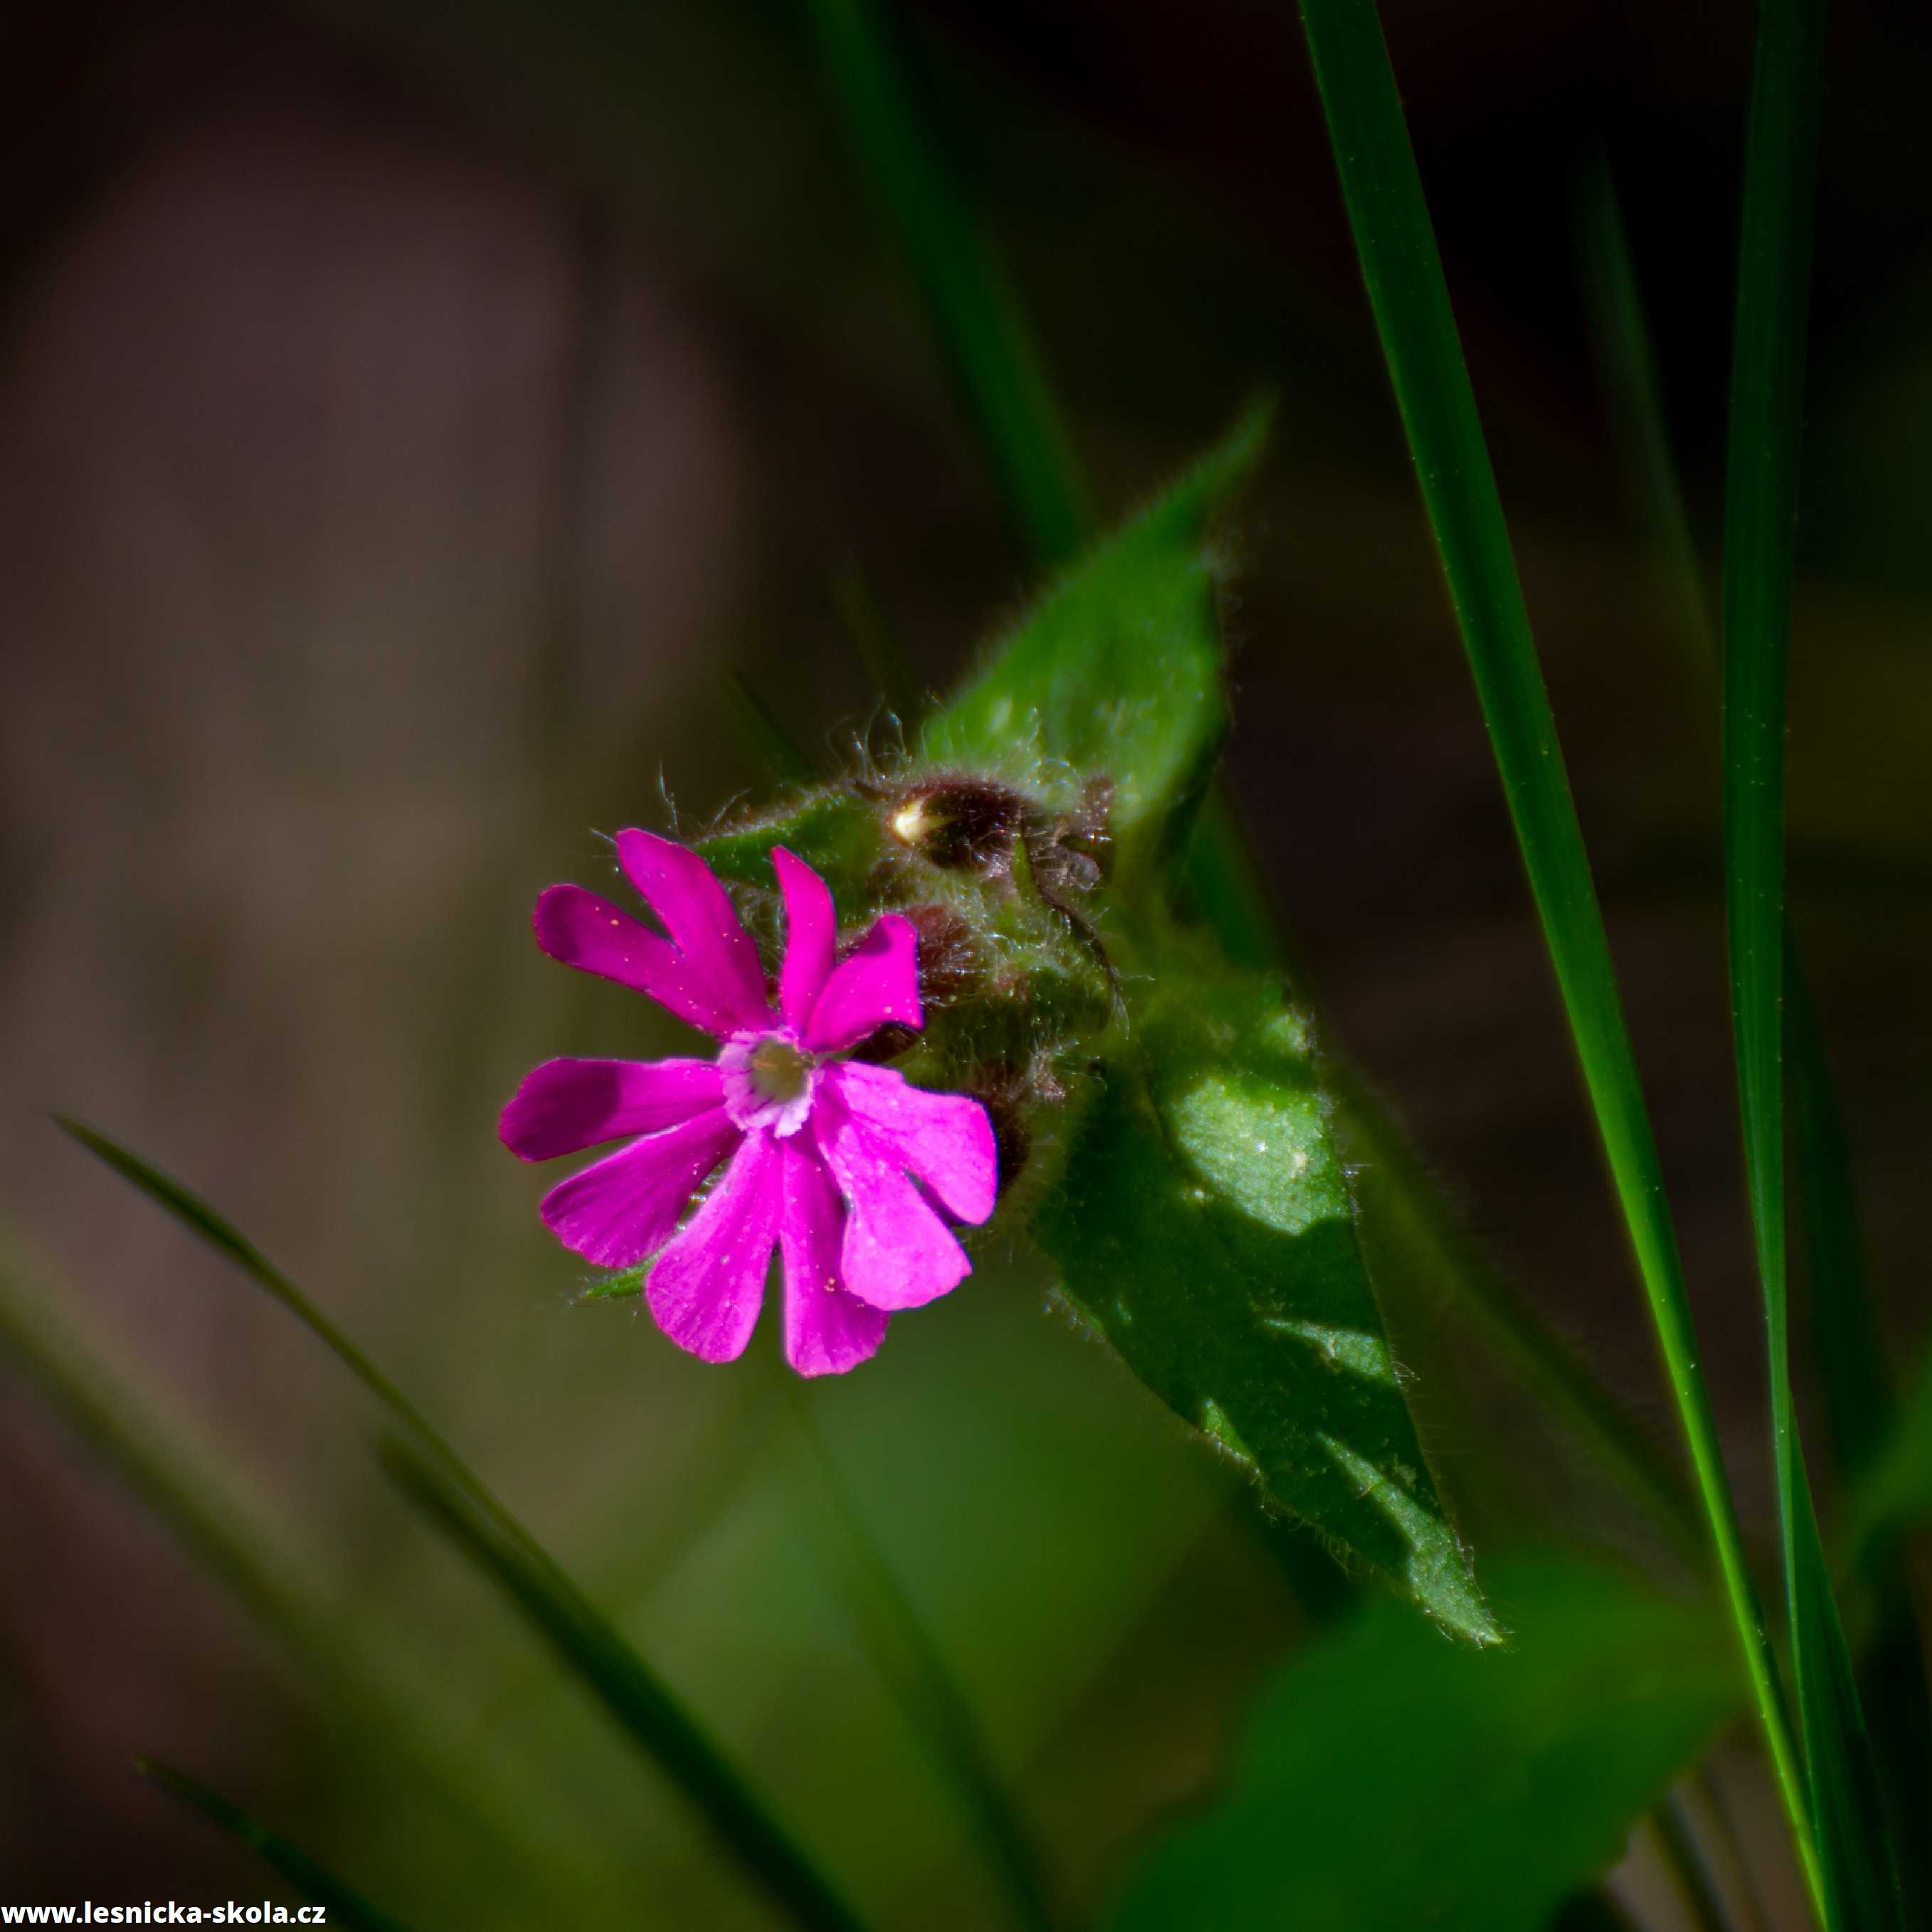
798 0 1719 1605
0 1228 618 1926
379 1431 869 1932
1580 152 1932 1923
1334 1071 1701 1561
1578 159 1901 1487
1721 0 1903 1921
139 1760 420 1932
58 1119 873 1932
56 1117 450 1461
1574 152 1717 665
803 0 1089 565
1294 0 1817 1897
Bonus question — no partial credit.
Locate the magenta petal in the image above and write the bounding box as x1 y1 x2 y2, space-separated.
647 1129 782 1363
823 1062 997 1223
615 829 771 1033
777 1134 887 1376
801 914 922 1054
773 847 837 1033
816 1089 970 1310
501 1057 724 1161
533 885 746 1037
539 1107 739 1268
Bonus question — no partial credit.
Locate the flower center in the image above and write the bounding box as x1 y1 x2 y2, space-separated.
719 1031 819 1136
748 1037 811 1105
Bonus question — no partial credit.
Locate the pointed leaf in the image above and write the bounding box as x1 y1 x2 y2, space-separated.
920 406 1266 867
1038 946 1494 1643
702 416 1267 907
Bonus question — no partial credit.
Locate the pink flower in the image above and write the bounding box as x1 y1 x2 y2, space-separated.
500 831 998 1376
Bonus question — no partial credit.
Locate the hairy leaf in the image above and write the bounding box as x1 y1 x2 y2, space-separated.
920 405 1265 869
1109 1558 1733 1932
1038 943 1494 1643
701 408 1266 907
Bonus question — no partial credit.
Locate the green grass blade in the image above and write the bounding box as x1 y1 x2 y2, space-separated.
1334 1071 1701 1562
1582 153 1932 1925
1294 0 1817 1897
139 1760 420 1932
0 1228 619 1926
379 1432 870 1932
1574 152 1717 665
0 1226 352 1669
800 0 1694 1588
1782 953 1892 1486
1578 158 1903 1491
56 1117 453 1464
1721 2 1902 1923
798 0 1705 1566
59 1119 873 1932
785 1387 1065 1932
802 0 1090 564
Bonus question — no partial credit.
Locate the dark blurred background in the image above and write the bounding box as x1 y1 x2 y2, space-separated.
1 0 1928 1921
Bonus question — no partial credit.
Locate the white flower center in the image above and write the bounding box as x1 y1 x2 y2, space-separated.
719 1031 818 1136
748 1037 811 1105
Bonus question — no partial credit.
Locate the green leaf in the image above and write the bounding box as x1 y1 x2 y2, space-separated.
140 1761 420 1932
1297 0 1810 1863
700 787 883 903
920 405 1267 870
702 411 1267 909
1036 940 1495 1645
1107 1557 1736 1932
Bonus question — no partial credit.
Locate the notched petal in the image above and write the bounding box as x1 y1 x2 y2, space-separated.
501 1057 724 1161
778 1135 887 1376
539 1107 739 1268
816 1090 971 1311
773 846 838 1033
647 1130 783 1363
616 829 770 1032
802 914 923 1055
823 1062 997 1223
533 885 745 1038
